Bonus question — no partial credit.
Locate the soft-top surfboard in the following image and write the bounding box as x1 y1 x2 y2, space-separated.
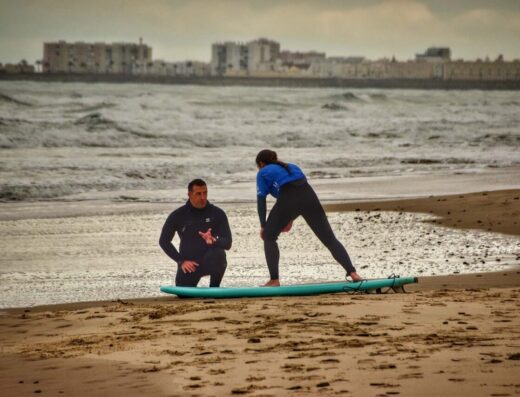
160 276 418 298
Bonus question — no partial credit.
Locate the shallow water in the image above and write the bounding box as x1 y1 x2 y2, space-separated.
1 206 518 308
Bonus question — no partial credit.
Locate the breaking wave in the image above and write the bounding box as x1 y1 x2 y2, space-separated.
66 102 117 113
322 103 348 111
329 92 364 102
0 92 32 106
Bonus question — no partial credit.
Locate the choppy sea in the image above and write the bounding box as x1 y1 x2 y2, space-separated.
1 81 519 202
1 81 519 308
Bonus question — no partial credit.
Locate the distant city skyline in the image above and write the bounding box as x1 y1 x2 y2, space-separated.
1 0 520 64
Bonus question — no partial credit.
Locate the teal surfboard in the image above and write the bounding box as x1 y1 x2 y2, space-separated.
160 277 418 298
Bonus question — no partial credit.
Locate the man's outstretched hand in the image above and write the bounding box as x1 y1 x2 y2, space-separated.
199 228 216 245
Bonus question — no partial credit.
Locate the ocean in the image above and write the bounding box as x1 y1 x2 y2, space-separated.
1 81 519 203
1 81 519 308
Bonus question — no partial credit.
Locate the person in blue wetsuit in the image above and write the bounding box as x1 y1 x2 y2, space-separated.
159 179 232 287
256 149 362 286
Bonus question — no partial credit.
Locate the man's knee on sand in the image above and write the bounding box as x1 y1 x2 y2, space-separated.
175 248 227 286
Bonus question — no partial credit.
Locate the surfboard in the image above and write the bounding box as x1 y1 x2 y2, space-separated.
160 276 418 298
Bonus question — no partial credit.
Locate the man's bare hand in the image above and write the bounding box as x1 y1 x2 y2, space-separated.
181 260 199 273
198 228 216 245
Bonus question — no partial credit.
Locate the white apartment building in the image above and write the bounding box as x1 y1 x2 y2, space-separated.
247 38 280 73
211 41 249 76
211 38 281 75
43 40 152 74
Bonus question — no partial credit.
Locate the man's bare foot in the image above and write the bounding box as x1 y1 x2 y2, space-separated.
263 279 280 287
349 272 363 282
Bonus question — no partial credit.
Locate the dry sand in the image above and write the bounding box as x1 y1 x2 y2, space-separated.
1 190 519 396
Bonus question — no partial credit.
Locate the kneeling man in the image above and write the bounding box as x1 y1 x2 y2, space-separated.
159 179 232 287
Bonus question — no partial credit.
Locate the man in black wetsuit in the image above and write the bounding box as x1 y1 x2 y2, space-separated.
159 179 232 287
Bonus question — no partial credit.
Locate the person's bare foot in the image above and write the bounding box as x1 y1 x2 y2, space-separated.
349 272 363 282
262 279 280 287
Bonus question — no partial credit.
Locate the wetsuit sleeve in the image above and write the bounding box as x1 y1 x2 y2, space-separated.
256 171 269 197
213 209 232 250
257 195 267 228
159 213 183 265
256 171 269 227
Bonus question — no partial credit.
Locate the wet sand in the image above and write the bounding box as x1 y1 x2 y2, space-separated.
1 190 520 396
325 189 520 237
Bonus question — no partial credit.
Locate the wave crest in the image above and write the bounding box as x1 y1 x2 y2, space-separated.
0 92 32 106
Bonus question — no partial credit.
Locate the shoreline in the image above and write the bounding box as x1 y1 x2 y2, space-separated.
2 188 519 236
2 73 520 90
1 165 520 222
2 268 519 315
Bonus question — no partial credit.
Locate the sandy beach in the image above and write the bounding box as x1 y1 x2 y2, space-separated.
1 189 520 396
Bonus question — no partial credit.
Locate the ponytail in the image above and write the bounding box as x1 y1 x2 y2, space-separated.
255 149 289 170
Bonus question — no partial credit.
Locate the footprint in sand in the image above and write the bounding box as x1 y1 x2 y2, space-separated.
398 373 423 379
316 381 330 388
376 363 397 370
370 382 401 388
320 358 340 364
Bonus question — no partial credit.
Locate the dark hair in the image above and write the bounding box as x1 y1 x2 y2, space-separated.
255 149 289 170
188 178 207 192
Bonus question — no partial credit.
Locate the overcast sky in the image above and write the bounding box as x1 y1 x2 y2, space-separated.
1 0 520 64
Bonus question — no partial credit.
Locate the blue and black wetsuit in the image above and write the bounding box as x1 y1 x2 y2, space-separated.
159 201 232 287
257 163 356 280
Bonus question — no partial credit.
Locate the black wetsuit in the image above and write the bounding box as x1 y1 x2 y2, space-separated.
257 165 356 280
159 201 232 287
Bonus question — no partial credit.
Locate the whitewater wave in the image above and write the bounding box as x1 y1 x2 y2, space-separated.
329 92 364 102
74 112 117 129
322 103 348 111
401 158 476 165
369 93 388 101
0 117 31 126
0 92 32 106
66 102 117 113
0 183 78 201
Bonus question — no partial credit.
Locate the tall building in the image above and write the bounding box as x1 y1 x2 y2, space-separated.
211 41 249 76
247 38 280 72
211 38 281 75
43 40 152 74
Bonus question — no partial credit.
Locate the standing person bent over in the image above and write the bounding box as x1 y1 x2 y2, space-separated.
255 149 362 286
159 179 232 287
